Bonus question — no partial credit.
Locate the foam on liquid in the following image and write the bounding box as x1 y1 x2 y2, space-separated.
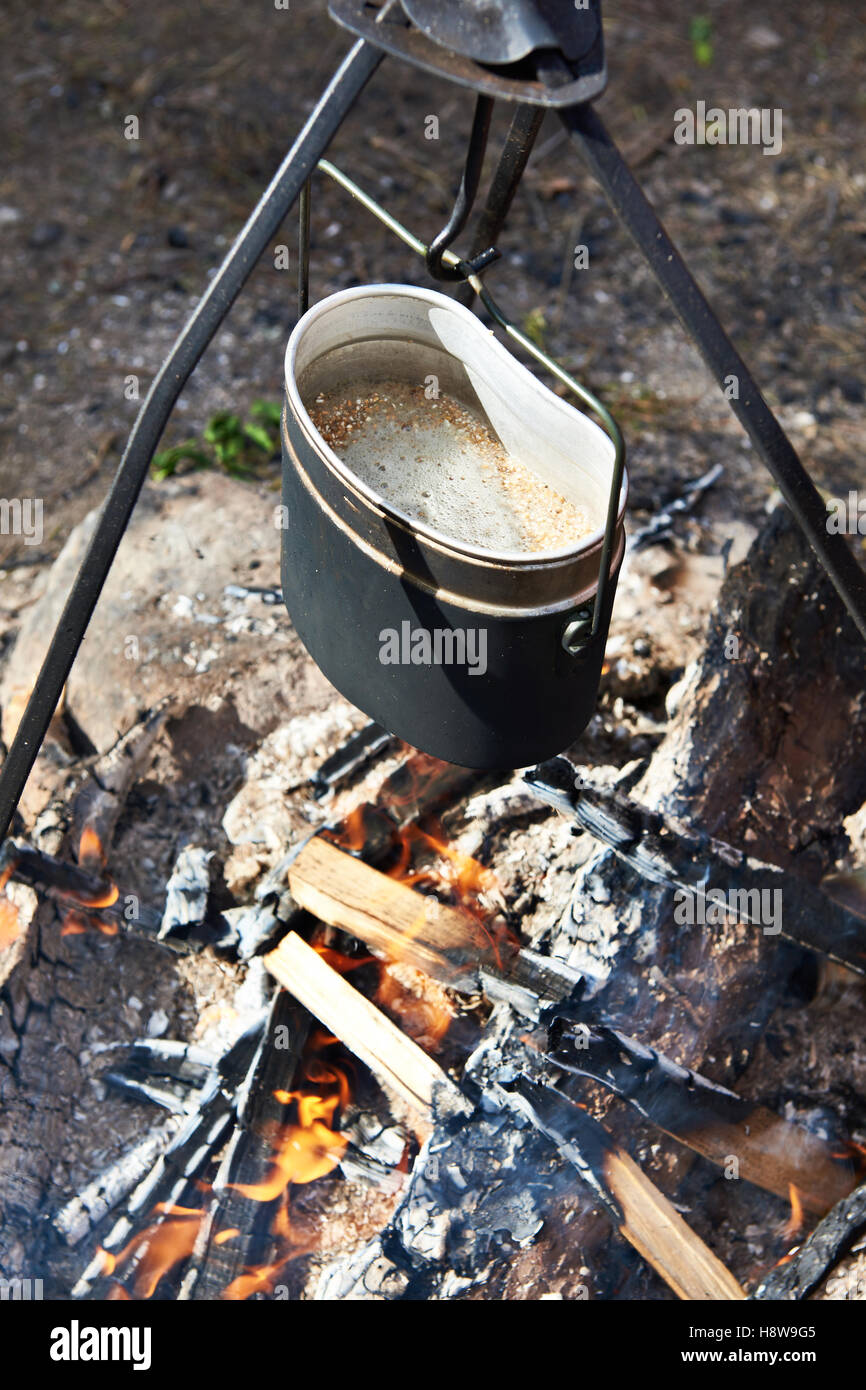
307 380 592 555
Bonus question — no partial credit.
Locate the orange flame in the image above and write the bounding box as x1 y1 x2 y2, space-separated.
61 906 118 937
101 1206 205 1299
233 1108 347 1199
72 880 119 911
231 1045 350 1202
220 1041 354 1298
61 909 89 937
313 944 372 974
376 965 454 1050
78 825 107 871
782 1183 805 1241
0 861 22 952
220 1193 320 1299
384 816 517 982
221 1258 288 1301
0 895 21 951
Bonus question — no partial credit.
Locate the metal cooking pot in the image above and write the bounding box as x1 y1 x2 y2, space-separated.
281 284 626 769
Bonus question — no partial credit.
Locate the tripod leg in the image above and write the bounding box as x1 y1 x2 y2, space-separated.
0 39 384 843
560 102 866 644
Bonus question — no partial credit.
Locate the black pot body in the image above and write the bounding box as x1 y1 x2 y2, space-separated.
280 407 623 769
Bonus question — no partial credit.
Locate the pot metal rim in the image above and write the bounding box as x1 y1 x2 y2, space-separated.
285 282 627 571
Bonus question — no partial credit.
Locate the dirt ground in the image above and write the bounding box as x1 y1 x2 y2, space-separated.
1 0 865 1305
1 0 864 583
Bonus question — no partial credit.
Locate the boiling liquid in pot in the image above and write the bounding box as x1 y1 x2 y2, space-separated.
308 379 593 555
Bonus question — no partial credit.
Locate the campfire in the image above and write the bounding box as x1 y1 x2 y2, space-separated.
2 0 866 1314
2 495 866 1302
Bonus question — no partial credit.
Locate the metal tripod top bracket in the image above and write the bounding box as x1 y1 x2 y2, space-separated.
329 0 607 106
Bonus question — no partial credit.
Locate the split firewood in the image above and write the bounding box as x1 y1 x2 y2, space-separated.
284 835 859 1214
233 750 486 960
285 836 858 1214
508 1079 746 1301
286 835 580 1010
754 1178 866 1301
549 1020 859 1215
264 932 467 1125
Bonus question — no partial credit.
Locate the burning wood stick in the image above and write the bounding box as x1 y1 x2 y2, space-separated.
754 1177 866 1301
265 932 743 1301
550 1020 860 1215
181 990 311 1301
526 758 866 974
285 839 857 1217
286 836 580 1009
265 932 467 1122
509 1079 746 1301
234 752 486 960
72 1017 265 1299
26 698 174 863
0 839 236 953
71 700 175 871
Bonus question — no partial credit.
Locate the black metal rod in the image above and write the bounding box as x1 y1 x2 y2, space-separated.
298 177 312 319
0 40 384 844
426 93 495 282
561 102 866 643
458 102 545 307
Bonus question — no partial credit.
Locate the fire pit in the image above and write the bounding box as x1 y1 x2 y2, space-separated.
1 0 866 1316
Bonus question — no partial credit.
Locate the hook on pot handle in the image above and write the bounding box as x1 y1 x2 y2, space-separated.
425 94 502 283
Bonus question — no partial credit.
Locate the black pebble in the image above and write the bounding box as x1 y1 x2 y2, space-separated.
28 221 64 249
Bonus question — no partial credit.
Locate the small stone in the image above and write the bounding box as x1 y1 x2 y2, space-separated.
28 220 65 249
146 1008 169 1037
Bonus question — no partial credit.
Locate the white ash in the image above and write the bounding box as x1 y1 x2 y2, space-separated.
159 844 213 938
313 1237 409 1302
222 703 363 856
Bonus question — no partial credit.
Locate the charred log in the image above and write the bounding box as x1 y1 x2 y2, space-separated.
754 1180 866 1301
